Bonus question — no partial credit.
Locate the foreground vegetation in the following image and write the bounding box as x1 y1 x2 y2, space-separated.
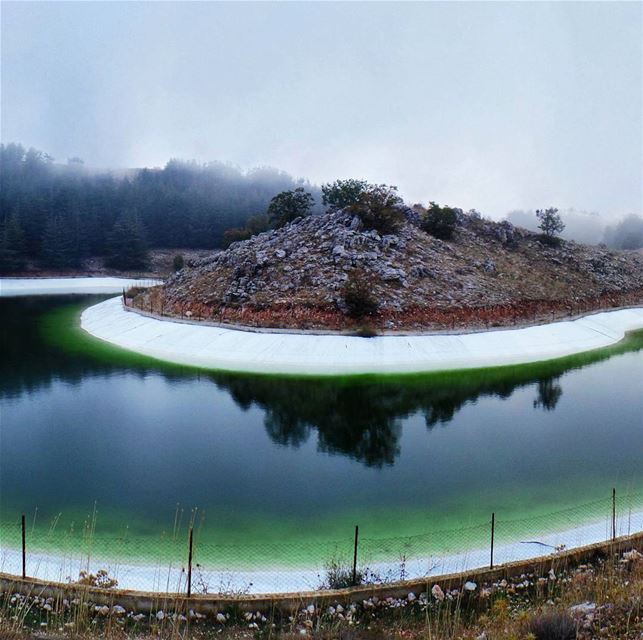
1 546 641 639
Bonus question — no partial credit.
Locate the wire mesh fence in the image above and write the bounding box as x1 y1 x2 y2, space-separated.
1 490 641 595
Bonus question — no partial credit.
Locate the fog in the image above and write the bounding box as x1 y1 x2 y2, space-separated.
1 1 641 220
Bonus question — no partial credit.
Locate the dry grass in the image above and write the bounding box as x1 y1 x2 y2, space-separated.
2 548 641 640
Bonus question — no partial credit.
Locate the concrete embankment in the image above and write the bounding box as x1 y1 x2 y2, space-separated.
1 532 641 615
80 296 643 375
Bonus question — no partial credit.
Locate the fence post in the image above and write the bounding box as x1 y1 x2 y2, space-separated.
612 488 616 542
187 526 193 598
490 512 495 569
352 525 359 586
21 514 26 579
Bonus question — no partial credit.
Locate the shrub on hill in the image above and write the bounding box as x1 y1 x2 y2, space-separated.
342 271 379 318
172 254 184 271
346 184 405 234
322 178 369 212
421 202 460 240
536 207 565 246
223 214 270 246
267 188 314 228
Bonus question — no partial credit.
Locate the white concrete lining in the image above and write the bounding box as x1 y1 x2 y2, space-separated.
0 277 161 297
1 511 640 594
80 296 643 375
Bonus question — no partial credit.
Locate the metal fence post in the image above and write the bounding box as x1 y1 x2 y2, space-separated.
187 526 193 597
352 525 359 585
490 512 495 569
21 514 26 579
612 488 616 542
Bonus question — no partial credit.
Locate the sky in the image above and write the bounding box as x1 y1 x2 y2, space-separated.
1 1 641 219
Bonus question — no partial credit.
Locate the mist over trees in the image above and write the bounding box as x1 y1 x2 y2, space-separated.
2 141 641 275
603 214 643 251
506 208 643 249
507 209 604 245
0 142 318 271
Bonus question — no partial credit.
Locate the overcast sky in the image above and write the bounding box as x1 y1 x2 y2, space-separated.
1 1 641 219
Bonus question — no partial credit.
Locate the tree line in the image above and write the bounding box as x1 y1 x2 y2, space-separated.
0 143 317 272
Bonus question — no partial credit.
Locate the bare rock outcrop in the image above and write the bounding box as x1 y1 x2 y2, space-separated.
133 211 643 331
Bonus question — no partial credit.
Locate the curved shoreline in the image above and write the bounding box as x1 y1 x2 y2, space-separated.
1 513 641 594
80 296 643 375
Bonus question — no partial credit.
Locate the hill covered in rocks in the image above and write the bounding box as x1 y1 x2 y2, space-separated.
133 209 643 332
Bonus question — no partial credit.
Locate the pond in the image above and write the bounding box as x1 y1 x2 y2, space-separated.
1 295 642 590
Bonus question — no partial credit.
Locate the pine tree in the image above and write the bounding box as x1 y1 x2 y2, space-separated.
0 214 27 272
536 207 565 240
41 214 80 268
105 211 148 270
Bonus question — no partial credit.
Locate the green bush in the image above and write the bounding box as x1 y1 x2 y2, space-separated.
267 188 314 228
347 184 405 234
342 271 379 318
172 253 185 271
223 214 271 246
322 178 368 212
421 202 459 240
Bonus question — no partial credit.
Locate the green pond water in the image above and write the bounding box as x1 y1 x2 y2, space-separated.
1 295 642 565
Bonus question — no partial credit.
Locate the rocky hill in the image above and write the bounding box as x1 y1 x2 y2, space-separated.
133 211 643 332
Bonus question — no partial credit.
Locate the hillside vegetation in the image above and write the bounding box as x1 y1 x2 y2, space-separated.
134 208 643 332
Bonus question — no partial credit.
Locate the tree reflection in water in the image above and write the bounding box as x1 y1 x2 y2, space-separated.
214 341 636 466
2 295 641 468
533 378 563 411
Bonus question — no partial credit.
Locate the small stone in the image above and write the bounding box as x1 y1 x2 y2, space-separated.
156 611 165 620
407 592 416 602
569 602 596 615
623 549 643 562
216 613 226 623
431 584 445 601
112 605 126 616
306 604 315 615
463 581 477 591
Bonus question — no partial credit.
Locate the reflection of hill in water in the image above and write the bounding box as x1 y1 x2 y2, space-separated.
2 296 642 467
215 368 569 467
213 333 641 467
